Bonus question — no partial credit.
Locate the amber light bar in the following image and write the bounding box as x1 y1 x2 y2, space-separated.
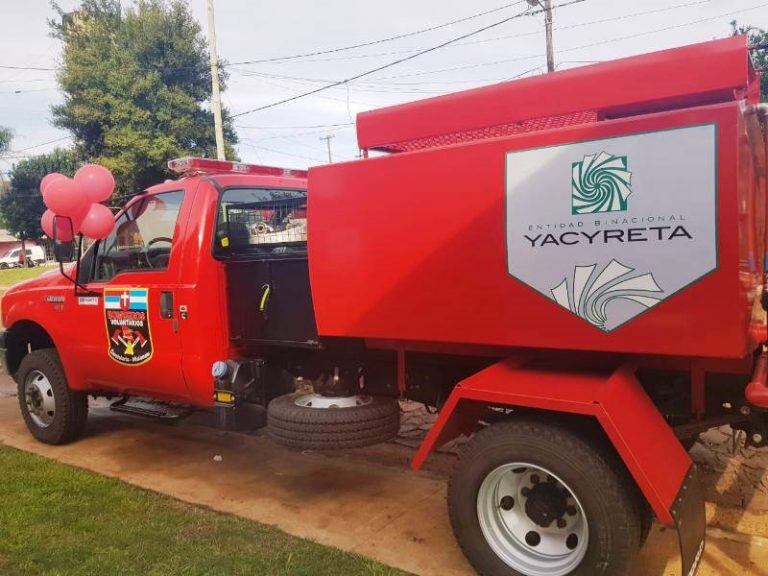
167 157 308 178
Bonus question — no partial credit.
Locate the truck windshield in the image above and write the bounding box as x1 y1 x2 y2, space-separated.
215 187 307 259
91 190 184 281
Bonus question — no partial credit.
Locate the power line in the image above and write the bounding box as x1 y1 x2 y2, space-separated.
1 3 528 74
0 62 208 73
232 0 585 118
236 121 355 130
225 0 714 98
239 74 383 108
373 0 768 81
229 1 527 66
239 140 327 164
0 65 57 71
236 66 539 141
230 0 710 66
1 136 72 157
234 70 465 95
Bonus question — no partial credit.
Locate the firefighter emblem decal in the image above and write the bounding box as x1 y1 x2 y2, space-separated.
104 288 153 365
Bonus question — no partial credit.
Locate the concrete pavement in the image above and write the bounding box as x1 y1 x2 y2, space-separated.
1 375 767 575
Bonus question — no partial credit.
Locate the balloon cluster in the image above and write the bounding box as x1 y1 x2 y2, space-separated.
40 164 116 241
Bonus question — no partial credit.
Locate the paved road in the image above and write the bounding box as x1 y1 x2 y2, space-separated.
0 375 767 575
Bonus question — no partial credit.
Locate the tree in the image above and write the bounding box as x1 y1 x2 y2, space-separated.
0 126 11 190
50 0 237 198
0 127 11 153
0 149 79 240
732 21 767 102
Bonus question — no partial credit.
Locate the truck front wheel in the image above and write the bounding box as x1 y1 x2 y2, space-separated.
17 349 88 445
448 419 642 576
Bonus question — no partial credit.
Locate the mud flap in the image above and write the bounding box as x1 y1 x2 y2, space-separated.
671 465 706 576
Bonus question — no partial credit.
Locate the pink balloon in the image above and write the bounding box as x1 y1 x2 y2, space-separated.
79 203 115 240
41 209 55 238
44 177 90 219
75 164 115 203
40 172 66 196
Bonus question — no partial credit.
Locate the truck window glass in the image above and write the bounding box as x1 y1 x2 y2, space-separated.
215 187 307 259
93 190 184 281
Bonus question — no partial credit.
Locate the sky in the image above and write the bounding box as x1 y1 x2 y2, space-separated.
0 0 765 180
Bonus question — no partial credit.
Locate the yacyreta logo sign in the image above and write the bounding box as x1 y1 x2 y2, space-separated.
505 125 717 332
571 152 632 214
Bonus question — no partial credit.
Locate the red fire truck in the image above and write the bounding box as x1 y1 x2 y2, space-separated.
2 36 767 576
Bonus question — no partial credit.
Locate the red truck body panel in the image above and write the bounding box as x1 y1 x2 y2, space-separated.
309 102 765 359
356 36 756 152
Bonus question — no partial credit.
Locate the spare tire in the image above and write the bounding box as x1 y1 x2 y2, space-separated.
267 393 400 450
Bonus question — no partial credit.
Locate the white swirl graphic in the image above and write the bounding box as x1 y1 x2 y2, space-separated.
551 260 664 331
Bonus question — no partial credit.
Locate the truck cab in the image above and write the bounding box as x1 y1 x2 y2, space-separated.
1 157 311 410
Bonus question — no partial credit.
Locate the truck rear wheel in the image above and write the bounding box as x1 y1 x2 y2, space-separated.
17 349 88 445
448 419 642 576
267 393 400 450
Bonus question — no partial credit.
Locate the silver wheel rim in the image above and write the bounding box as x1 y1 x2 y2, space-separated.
477 463 589 576
294 393 373 409
24 370 56 428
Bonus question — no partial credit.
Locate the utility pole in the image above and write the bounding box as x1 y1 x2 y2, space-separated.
544 0 554 73
206 0 226 160
527 0 555 73
320 134 335 163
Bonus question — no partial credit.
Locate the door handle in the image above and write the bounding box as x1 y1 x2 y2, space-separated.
259 284 271 318
160 291 174 319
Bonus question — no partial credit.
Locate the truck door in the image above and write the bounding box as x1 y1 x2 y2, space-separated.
215 187 318 347
75 189 191 401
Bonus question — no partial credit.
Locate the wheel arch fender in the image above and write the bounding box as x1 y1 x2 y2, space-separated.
413 357 706 576
3 315 85 392
4 319 56 375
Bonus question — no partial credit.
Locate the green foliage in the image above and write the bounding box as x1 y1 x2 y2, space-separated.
732 21 767 102
0 126 11 153
0 149 79 238
50 0 237 197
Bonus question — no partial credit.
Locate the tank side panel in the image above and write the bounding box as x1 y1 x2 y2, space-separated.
308 103 744 358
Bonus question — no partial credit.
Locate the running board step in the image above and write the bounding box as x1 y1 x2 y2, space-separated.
110 398 191 420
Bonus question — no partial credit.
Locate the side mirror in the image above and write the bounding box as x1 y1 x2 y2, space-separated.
52 215 75 263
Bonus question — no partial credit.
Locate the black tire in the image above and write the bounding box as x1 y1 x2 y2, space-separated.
267 393 400 450
638 502 654 548
680 434 699 452
16 348 88 445
448 419 642 576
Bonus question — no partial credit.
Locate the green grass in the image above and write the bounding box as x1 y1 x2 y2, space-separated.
0 446 408 576
0 265 53 286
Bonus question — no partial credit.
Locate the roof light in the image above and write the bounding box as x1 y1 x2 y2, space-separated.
167 157 308 178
